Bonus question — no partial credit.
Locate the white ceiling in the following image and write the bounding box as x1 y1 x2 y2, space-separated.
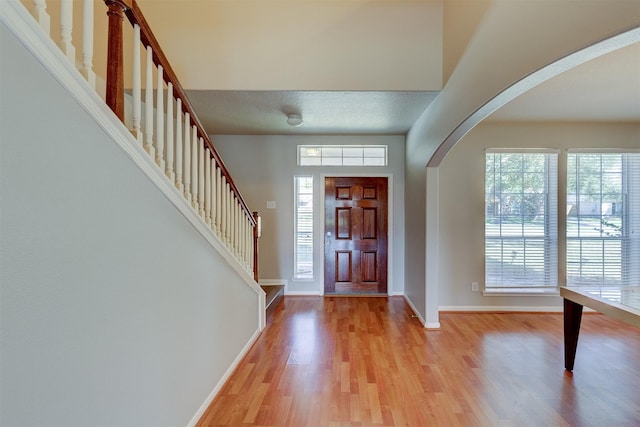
187 41 640 136
186 90 439 135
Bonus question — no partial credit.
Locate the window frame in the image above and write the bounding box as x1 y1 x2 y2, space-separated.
566 150 640 287
294 175 314 280
484 149 559 293
298 145 388 167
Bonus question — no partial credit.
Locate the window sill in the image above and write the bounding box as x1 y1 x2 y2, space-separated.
482 288 560 297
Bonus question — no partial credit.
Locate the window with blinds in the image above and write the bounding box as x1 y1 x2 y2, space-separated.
566 152 640 287
294 176 314 279
485 151 558 289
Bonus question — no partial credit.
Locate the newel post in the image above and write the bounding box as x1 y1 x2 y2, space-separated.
104 0 131 121
253 212 261 282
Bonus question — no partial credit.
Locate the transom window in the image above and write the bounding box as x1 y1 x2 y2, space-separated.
298 145 387 166
484 150 558 290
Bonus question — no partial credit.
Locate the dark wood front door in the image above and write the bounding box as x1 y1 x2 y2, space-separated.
324 177 388 294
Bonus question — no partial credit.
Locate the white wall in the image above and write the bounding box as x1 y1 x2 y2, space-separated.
213 135 405 295
132 0 442 91
0 23 260 426
405 0 640 323
403 150 427 316
411 0 640 166
437 121 640 309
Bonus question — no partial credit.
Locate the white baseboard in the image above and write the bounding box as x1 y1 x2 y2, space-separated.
438 305 564 312
403 295 427 326
186 328 262 427
285 290 323 296
438 305 596 313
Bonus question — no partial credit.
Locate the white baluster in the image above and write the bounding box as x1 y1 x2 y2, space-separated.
32 0 51 35
247 217 252 269
236 202 241 256
215 165 222 234
242 210 246 262
240 216 246 266
243 216 248 267
155 65 165 169
205 149 211 225
131 25 142 143
226 183 232 245
144 46 155 157
81 0 95 89
230 194 235 249
242 218 247 267
175 99 183 192
245 219 249 267
233 200 237 255
198 139 205 218
240 215 245 265
229 195 234 249
248 219 253 270
183 113 191 203
59 0 75 63
191 126 198 211
166 83 174 181
239 207 242 257
204 148 211 226
247 218 251 269
210 157 216 230
231 197 238 255
221 176 227 241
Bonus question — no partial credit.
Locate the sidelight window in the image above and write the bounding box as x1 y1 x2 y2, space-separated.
294 176 314 279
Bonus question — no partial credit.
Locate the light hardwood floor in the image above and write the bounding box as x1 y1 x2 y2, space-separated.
197 296 640 426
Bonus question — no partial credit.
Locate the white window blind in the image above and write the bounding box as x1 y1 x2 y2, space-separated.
485 151 558 289
294 176 314 279
566 152 640 287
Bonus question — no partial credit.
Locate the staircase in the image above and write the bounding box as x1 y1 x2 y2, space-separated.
261 285 285 318
1 1 270 424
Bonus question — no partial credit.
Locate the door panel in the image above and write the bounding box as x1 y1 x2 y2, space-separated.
361 251 377 282
325 177 388 294
336 251 352 282
336 208 352 239
362 208 377 239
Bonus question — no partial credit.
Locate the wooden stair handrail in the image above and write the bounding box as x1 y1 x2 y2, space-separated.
103 0 255 227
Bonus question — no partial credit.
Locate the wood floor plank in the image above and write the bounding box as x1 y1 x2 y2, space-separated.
197 296 640 426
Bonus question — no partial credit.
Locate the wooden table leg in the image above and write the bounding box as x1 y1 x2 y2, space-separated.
563 298 583 371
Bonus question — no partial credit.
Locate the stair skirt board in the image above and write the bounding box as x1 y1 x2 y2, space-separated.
259 280 287 317
261 285 283 307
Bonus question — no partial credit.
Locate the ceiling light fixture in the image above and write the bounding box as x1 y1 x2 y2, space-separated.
287 114 303 127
